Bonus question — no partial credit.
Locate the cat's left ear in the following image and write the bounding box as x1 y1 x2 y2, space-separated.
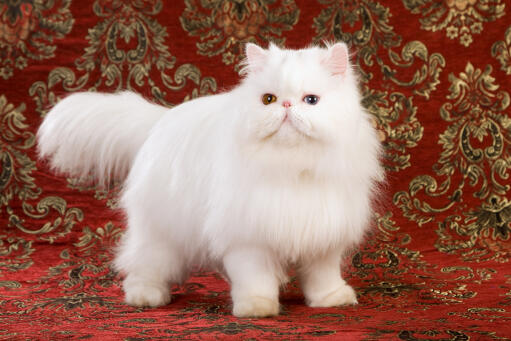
245 43 267 73
322 42 349 76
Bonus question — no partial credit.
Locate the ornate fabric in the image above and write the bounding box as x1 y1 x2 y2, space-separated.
1 0 510 339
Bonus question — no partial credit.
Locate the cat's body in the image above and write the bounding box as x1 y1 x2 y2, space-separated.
37 43 383 317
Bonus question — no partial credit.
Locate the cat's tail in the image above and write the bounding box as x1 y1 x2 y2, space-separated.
37 91 167 187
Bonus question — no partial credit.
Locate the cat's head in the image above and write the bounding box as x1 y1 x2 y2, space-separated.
238 42 363 150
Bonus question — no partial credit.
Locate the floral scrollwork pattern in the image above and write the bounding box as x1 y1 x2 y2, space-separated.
0 95 39 208
403 0 506 47
492 25 511 75
45 222 122 292
7 196 84 243
29 0 217 112
0 0 74 79
394 62 511 262
180 0 299 72
0 235 34 273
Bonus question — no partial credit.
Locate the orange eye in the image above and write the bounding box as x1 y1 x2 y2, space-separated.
262 93 277 105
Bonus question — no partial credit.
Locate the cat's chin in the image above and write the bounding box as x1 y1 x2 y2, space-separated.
262 120 311 147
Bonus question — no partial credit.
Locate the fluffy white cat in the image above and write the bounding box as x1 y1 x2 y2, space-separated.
37 42 384 317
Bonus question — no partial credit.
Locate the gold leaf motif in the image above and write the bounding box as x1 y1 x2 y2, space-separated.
394 62 511 262
44 223 121 292
440 266 495 283
353 213 484 304
448 307 511 322
0 0 74 79
30 292 116 311
0 281 21 288
74 222 123 255
180 0 299 72
0 95 40 207
0 96 87 245
492 25 511 75
403 0 506 47
384 41 446 100
313 0 400 51
7 196 84 243
353 212 424 282
363 91 423 171
29 0 217 112
66 177 121 209
0 235 34 272
398 331 470 340
427 267 494 303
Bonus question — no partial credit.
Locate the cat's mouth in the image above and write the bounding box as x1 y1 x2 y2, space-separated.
263 111 311 143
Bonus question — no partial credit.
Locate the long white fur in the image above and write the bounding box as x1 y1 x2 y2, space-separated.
38 91 167 186
37 43 383 317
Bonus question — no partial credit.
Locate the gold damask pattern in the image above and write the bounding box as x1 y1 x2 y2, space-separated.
0 234 34 272
8 196 83 243
29 0 217 111
180 0 299 71
0 95 38 207
403 0 506 47
46 222 121 292
67 178 121 209
0 0 74 79
492 24 511 74
0 94 83 248
352 212 497 305
394 62 511 262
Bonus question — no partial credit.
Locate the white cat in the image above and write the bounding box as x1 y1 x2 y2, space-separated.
37 42 384 317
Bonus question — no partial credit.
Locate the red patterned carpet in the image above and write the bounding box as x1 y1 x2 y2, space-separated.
1 0 511 339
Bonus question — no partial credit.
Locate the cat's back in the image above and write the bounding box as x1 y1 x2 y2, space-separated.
145 90 239 157
128 90 239 185
158 91 235 127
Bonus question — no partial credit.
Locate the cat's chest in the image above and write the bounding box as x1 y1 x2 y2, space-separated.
203 176 371 259
239 182 366 256
247 182 350 219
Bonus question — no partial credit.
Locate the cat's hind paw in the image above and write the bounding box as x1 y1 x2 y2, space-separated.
124 283 171 308
233 296 280 318
307 284 358 308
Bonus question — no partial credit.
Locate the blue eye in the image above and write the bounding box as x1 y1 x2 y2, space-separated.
303 95 319 105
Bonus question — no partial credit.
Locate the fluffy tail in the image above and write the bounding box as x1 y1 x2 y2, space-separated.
37 91 167 186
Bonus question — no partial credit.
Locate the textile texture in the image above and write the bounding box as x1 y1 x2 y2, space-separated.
1 0 511 339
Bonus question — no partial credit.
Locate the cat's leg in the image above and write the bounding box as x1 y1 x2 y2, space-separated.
298 250 357 307
115 216 186 308
223 246 284 317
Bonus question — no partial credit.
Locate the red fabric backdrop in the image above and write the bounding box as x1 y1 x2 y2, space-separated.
1 0 511 339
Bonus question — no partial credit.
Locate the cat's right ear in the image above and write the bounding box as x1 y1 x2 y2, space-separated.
244 43 267 74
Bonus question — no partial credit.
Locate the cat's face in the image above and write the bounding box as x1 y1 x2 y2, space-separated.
239 43 361 150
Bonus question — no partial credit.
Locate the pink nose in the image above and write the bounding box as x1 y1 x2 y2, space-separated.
282 100 292 108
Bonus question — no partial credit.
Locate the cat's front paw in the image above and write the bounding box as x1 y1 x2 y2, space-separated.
307 284 358 308
233 296 280 318
124 283 171 308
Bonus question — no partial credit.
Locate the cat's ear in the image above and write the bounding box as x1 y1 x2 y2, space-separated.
245 43 267 73
322 42 349 76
